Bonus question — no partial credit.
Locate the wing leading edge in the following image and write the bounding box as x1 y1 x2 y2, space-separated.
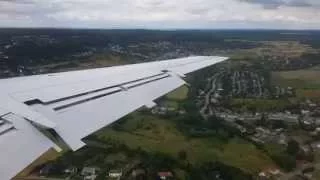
0 56 227 179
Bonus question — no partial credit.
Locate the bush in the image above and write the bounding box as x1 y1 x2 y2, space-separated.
287 140 300 155
271 153 296 171
178 150 187 161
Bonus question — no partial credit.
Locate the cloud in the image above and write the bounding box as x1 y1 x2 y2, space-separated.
0 0 319 29
0 0 34 3
239 0 319 9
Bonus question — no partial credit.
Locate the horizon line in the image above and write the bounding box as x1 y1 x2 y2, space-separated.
0 27 320 31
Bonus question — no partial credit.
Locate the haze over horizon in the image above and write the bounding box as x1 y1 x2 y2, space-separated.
1 0 320 30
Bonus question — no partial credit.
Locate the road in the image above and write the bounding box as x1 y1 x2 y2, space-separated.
200 73 220 118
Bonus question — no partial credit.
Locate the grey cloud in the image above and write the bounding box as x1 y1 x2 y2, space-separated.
289 0 312 7
239 0 314 9
0 0 65 16
186 7 211 15
0 0 319 29
0 0 35 4
147 0 164 7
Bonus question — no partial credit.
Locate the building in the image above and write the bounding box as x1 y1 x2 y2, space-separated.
258 168 282 180
84 174 97 180
268 113 299 124
258 172 269 180
81 167 99 180
108 169 122 179
64 167 78 174
131 169 146 179
157 171 173 180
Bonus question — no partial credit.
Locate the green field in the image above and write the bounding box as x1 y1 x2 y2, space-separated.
271 69 320 99
160 100 179 109
166 86 189 101
230 98 293 112
296 89 320 99
95 113 275 174
30 54 127 73
272 70 320 89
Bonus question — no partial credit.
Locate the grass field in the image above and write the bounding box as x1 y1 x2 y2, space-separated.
230 98 293 112
30 54 127 73
272 70 320 89
309 65 320 70
272 69 320 99
87 54 127 67
160 100 180 109
95 113 275 174
166 86 189 101
296 89 320 99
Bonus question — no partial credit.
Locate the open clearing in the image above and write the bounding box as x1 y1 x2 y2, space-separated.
296 89 320 99
95 113 275 174
272 69 320 99
272 70 320 88
230 98 293 112
30 54 127 73
166 85 189 101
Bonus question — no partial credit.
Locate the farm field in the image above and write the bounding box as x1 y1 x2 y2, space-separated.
272 70 320 88
94 113 276 174
272 69 320 99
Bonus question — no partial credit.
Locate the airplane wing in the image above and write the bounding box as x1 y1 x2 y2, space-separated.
0 56 227 179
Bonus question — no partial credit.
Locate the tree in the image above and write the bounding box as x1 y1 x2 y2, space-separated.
287 140 300 155
207 116 223 131
272 153 296 171
256 113 267 126
178 150 187 161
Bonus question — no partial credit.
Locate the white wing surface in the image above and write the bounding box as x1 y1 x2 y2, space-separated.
0 56 227 179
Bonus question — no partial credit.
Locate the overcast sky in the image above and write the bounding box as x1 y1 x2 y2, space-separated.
0 0 319 29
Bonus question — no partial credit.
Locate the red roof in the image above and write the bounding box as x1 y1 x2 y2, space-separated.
158 172 173 177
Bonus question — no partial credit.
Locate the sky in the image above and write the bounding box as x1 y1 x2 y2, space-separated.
0 0 320 29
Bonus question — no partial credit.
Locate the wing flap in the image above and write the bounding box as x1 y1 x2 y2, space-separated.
0 113 56 180
11 70 162 103
31 75 185 150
